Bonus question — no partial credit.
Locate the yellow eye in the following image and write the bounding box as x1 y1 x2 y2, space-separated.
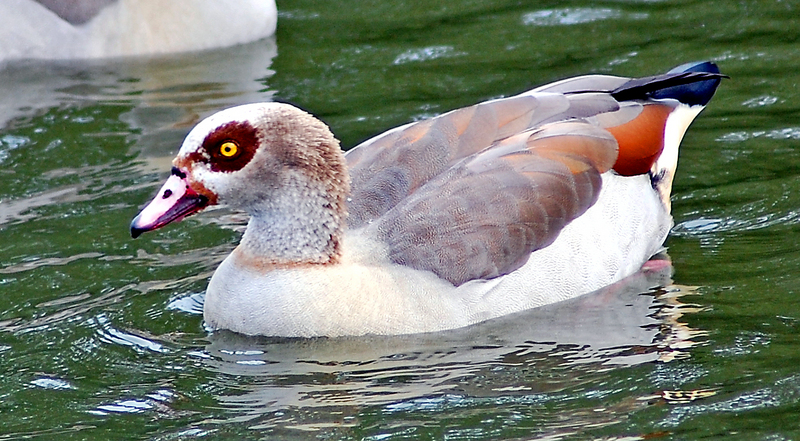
219 141 239 158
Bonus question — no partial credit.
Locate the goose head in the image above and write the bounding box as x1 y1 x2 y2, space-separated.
131 103 350 264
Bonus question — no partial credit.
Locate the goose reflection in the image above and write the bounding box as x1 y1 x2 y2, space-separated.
198 255 706 431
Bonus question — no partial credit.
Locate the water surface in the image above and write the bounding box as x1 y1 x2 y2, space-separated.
2 0 800 439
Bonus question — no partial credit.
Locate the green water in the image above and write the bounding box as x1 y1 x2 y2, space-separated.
2 0 800 439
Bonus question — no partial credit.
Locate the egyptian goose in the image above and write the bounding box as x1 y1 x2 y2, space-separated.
131 61 724 337
0 0 276 62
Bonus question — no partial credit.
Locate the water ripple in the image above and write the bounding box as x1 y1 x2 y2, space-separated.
89 389 177 416
0 134 29 163
0 252 103 274
94 313 169 354
717 127 800 142
30 377 76 390
742 95 779 107
393 46 465 65
166 292 205 315
660 387 781 428
521 8 647 26
673 210 800 236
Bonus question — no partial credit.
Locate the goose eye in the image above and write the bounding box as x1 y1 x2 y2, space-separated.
218 141 239 158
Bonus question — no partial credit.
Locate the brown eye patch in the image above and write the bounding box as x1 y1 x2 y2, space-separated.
201 121 259 173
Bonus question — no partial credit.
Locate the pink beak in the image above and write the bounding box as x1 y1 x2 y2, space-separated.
130 167 209 238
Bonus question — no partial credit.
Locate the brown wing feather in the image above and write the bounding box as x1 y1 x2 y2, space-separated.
367 121 619 286
345 92 620 227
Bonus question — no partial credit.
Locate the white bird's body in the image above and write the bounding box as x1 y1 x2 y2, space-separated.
0 0 277 62
204 172 669 336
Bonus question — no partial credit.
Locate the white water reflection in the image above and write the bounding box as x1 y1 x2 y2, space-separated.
521 8 647 26
717 127 800 143
0 36 277 137
30 377 75 390
393 46 466 65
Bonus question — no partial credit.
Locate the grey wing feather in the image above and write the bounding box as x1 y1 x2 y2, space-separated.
530 74 630 94
345 91 621 227
35 0 116 25
367 121 619 286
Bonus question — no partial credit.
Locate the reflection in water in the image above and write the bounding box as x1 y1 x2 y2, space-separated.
0 36 277 141
192 256 706 434
0 184 86 227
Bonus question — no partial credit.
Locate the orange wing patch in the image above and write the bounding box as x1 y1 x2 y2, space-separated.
606 104 672 176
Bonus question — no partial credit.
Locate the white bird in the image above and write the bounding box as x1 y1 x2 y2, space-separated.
131 62 724 337
0 0 277 62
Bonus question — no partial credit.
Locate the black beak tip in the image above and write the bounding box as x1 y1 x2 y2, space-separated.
130 217 145 239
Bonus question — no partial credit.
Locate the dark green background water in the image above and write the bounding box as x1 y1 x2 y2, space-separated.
2 0 800 439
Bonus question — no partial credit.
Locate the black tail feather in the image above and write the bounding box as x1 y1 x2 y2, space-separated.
610 61 727 106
